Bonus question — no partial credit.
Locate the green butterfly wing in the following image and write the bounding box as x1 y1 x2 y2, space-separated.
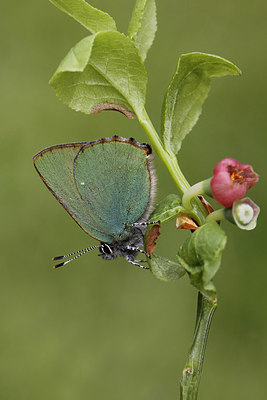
74 139 152 241
33 143 114 242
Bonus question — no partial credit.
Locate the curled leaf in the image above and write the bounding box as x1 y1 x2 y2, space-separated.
176 212 198 231
50 31 147 117
145 223 161 256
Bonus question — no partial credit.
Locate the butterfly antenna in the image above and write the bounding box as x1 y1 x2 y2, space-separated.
131 220 160 227
52 245 101 261
53 245 101 269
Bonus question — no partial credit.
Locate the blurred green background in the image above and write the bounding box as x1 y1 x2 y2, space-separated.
1 1 266 399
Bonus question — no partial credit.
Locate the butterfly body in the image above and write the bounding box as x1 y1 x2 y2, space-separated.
33 136 156 268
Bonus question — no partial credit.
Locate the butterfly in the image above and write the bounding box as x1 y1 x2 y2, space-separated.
33 135 157 269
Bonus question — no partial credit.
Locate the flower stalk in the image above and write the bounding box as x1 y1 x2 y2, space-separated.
182 179 212 210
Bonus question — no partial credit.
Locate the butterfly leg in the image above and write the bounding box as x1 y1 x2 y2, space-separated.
126 246 151 259
126 256 150 269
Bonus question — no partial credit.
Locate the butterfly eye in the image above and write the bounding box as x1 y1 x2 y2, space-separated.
101 244 113 255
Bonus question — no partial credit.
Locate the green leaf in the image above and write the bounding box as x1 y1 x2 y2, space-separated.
128 0 157 62
150 194 184 224
50 31 147 117
149 253 185 282
49 0 117 34
150 194 203 226
177 222 227 299
162 53 241 155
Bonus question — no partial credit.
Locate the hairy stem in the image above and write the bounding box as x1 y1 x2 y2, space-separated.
180 292 217 400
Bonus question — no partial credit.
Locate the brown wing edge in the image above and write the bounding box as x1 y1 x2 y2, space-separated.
32 142 87 161
77 135 152 156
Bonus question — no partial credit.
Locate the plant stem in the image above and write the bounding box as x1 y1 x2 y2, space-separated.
137 107 216 399
138 108 190 193
137 108 207 224
180 292 217 400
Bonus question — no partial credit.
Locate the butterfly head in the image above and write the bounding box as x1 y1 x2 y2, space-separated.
99 243 117 260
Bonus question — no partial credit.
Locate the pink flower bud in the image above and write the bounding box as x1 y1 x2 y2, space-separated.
210 158 259 207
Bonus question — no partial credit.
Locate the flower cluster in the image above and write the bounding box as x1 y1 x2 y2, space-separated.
182 158 260 230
